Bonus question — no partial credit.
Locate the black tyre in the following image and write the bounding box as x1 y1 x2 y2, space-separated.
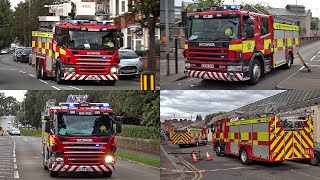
240 148 252 165
178 144 185 148
102 172 112 177
104 80 116 86
248 59 261 85
216 144 222 156
43 165 48 170
40 62 47 80
55 63 64 84
49 170 58 177
203 141 207 145
310 155 320 166
284 53 293 69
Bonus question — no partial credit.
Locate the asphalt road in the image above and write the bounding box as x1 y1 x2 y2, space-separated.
0 54 140 90
161 141 320 180
0 116 160 179
161 41 320 90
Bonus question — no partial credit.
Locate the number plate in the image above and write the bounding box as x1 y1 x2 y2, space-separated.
78 167 91 172
87 76 99 80
122 69 136 73
201 64 215 68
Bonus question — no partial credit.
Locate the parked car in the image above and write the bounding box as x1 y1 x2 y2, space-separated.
118 49 143 77
17 47 32 63
9 128 20 136
1 49 8 54
13 48 23 61
309 148 320 166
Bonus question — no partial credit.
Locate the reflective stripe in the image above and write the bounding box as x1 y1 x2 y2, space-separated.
274 22 299 31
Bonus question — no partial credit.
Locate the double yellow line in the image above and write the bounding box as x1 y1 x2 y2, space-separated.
177 155 203 180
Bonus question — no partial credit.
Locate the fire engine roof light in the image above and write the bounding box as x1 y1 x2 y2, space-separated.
230 5 236 9
70 20 78 24
223 6 227 10
69 103 74 107
103 103 110 107
96 144 100 147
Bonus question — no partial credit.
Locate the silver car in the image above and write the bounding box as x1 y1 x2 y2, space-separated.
118 49 143 77
9 128 20 136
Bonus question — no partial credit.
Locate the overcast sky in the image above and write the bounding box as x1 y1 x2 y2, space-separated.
0 90 26 102
160 90 283 121
10 0 81 9
176 0 320 18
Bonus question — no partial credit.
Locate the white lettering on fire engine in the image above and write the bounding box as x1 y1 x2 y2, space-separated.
87 52 100 55
199 43 215 47
77 139 93 142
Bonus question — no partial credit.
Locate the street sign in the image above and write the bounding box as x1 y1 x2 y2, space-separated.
160 0 175 25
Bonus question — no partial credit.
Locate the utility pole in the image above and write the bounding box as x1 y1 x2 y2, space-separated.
29 0 31 47
165 0 170 76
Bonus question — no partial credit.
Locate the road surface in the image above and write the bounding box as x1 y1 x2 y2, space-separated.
0 116 160 179
161 141 320 180
161 41 320 90
0 54 140 90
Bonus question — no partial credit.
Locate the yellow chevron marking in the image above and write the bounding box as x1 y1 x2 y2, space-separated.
293 131 301 158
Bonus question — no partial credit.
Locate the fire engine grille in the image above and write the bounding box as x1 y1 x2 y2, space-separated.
188 48 229 72
63 143 107 165
74 54 114 74
78 66 107 74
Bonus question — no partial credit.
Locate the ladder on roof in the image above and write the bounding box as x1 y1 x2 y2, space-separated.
66 95 89 103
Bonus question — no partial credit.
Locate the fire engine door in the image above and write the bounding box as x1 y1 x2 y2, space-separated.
284 131 302 159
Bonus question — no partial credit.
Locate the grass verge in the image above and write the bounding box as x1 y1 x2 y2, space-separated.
116 150 160 168
20 129 42 137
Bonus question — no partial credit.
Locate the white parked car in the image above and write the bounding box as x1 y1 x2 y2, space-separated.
118 49 143 77
9 128 20 136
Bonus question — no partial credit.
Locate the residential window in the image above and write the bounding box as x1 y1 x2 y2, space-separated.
121 1 125 12
116 0 119 15
261 18 269 36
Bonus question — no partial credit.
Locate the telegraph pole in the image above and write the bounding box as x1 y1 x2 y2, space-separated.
165 0 170 75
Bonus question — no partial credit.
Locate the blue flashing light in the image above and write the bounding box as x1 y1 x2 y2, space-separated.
220 56 225 58
69 103 74 107
103 103 110 107
96 144 100 147
103 56 107 59
70 20 78 24
223 6 227 10
230 5 236 9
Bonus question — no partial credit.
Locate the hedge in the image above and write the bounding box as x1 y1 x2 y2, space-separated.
119 124 159 140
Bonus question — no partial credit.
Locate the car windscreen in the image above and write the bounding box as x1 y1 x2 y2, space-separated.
23 49 32 54
119 51 139 59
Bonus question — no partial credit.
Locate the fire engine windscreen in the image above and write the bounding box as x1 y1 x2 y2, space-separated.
188 17 239 41
58 114 113 136
67 31 116 50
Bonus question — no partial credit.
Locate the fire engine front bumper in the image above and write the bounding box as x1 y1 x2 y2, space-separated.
51 163 115 173
63 73 119 81
185 70 249 81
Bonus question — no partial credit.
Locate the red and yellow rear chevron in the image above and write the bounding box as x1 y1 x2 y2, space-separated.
170 130 191 145
269 117 285 161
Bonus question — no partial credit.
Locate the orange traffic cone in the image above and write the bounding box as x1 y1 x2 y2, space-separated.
206 150 212 161
192 151 198 163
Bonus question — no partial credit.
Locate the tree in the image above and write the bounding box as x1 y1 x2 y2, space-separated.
0 0 12 49
187 0 224 12
126 0 160 71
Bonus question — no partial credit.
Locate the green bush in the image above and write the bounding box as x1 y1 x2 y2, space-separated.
119 125 159 140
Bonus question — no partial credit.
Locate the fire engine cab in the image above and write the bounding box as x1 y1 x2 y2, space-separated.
183 5 299 84
42 95 122 177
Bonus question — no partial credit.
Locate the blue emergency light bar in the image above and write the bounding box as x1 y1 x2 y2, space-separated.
193 5 241 12
59 102 110 108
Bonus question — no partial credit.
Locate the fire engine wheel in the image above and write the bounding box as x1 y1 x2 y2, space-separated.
55 64 64 84
240 148 252 165
203 141 207 145
49 170 59 177
102 172 112 177
310 155 320 166
43 165 48 170
284 53 293 69
248 59 261 85
216 144 222 156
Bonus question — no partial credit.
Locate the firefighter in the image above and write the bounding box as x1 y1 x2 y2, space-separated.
103 36 114 48
92 115 111 135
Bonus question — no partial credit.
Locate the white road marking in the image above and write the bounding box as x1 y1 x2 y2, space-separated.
33 157 39 159
309 65 320 67
19 71 26 74
68 86 82 90
13 158 16 163
291 170 320 179
51 86 61 90
39 80 48 84
310 56 316 61
23 138 28 142
14 164 17 169
29 74 36 78
14 171 19 179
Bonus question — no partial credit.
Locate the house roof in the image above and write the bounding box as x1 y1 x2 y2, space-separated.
268 7 311 17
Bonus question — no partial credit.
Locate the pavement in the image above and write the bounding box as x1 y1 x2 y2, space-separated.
0 116 160 180
0 54 140 90
160 41 320 90
161 140 320 180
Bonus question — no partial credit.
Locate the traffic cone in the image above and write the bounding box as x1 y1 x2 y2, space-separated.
192 151 198 163
206 150 212 161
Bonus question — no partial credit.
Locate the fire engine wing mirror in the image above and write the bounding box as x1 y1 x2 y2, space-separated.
119 37 124 48
57 35 67 47
116 122 122 134
44 121 51 133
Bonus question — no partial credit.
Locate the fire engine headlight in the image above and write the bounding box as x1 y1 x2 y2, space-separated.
64 67 75 73
185 63 191 70
227 65 243 72
110 67 118 74
105 155 114 163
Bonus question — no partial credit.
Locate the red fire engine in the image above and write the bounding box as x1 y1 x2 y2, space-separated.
32 2 123 85
212 111 313 165
42 95 122 177
183 5 299 84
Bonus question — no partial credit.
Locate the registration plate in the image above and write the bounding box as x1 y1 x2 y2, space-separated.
87 76 99 80
122 69 136 73
78 167 91 172
201 64 215 68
